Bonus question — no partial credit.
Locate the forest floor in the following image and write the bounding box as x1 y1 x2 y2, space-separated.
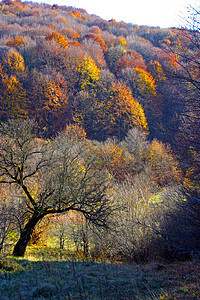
0 247 200 299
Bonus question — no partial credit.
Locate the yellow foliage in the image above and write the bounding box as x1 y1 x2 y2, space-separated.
164 39 171 45
147 61 166 83
78 56 100 90
43 82 63 111
132 68 156 98
110 82 148 131
1 75 28 119
69 10 82 19
6 50 25 73
114 37 128 48
147 140 182 186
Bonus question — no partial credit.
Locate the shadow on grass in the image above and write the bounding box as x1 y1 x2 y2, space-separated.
0 255 160 300
1 249 200 300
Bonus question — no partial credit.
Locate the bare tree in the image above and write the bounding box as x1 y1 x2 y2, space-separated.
160 6 200 197
0 198 15 255
0 119 112 257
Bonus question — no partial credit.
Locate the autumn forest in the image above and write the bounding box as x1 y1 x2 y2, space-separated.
0 0 200 270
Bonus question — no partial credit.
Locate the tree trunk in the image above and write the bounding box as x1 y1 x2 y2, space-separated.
13 213 43 257
60 237 64 249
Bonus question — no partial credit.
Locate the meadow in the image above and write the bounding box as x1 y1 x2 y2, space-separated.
0 246 200 299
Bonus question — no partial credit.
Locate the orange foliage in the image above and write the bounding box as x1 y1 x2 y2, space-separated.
109 82 148 131
120 67 157 103
72 81 148 140
0 64 3 81
30 217 50 246
52 10 59 15
3 11 15 15
64 124 87 141
62 28 80 39
68 9 87 20
132 68 156 98
90 141 135 180
50 211 84 227
70 10 82 19
2 0 23 14
46 32 69 49
109 18 118 23
84 33 108 52
38 76 68 112
29 73 69 136
7 36 25 48
69 41 81 47
4 0 23 7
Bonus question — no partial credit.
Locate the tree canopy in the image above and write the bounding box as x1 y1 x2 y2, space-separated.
0 119 112 256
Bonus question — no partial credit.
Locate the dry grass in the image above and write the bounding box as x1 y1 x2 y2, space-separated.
0 247 200 299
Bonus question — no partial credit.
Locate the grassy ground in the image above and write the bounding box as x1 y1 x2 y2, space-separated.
0 247 200 299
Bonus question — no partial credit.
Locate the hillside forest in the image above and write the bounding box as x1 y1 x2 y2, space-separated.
0 0 200 262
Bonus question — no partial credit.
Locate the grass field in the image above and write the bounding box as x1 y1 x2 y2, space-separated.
0 247 200 299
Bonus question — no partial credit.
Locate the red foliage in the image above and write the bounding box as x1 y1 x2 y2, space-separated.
116 50 146 74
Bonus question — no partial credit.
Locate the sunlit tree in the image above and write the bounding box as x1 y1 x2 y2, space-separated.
0 119 112 257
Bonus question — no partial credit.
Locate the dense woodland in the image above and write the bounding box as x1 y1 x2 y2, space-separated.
0 0 200 262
